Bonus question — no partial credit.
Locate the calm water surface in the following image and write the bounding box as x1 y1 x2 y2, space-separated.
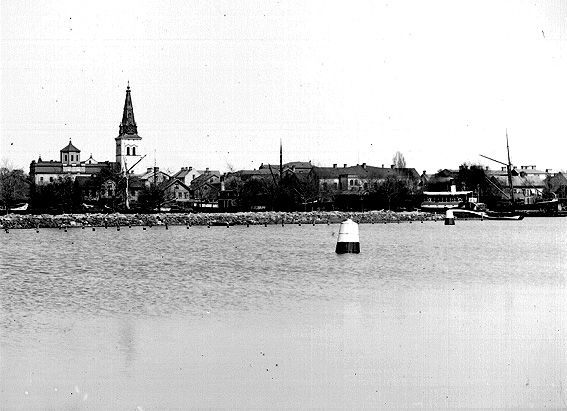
1 218 566 410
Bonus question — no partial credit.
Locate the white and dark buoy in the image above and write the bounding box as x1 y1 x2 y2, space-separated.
445 209 455 225
335 218 360 254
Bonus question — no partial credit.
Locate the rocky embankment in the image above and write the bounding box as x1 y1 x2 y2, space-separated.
1 210 438 230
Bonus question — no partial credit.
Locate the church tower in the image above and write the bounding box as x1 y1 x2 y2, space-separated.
115 83 143 174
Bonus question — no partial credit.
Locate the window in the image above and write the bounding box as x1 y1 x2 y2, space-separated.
178 192 182 198
349 180 353 186
127 147 130 155
70 155 74 161
132 147 136 156
49 177 54 182
64 154 68 162
40 177 44 182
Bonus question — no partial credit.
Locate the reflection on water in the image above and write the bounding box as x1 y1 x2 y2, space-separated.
1 218 566 410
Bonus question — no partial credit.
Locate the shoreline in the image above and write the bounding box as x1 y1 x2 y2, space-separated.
1 210 438 230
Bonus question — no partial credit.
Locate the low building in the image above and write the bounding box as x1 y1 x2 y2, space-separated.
311 163 420 193
172 167 201 186
29 142 114 185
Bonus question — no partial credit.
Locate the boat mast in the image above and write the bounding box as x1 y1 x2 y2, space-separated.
506 129 515 204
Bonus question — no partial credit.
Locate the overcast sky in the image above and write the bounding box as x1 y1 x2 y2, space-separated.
2 0 566 174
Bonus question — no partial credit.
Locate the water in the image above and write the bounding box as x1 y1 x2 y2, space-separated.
1 218 566 410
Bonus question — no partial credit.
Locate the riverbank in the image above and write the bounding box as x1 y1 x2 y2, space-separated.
1 210 438 229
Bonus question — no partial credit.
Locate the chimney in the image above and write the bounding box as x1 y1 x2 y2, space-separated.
362 163 366 169
344 164 347 168
391 164 395 169
205 167 209 173
450 184 457 193
486 166 489 171
382 164 384 168
333 164 337 168
147 167 153 173
188 167 192 171
220 175 225 191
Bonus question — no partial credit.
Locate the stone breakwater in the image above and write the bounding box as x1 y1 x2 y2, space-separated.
1 210 438 230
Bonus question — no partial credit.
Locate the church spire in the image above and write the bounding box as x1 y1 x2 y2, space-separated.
119 82 138 136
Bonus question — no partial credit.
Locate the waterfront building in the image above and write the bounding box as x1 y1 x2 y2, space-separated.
29 143 112 185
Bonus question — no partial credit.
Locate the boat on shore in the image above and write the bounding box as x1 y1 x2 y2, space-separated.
450 208 524 220
483 210 524 220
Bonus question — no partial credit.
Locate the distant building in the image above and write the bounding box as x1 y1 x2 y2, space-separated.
311 163 420 193
485 165 556 204
172 167 201 186
29 143 112 185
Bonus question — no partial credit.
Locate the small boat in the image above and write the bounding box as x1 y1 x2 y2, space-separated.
209 220 233 227
483 210 524 220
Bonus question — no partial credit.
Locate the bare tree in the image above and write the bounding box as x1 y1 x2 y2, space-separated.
392 151 406 168
225 162 236 173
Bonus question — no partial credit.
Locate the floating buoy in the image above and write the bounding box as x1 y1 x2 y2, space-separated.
264 222 267 227
445 209 455 225
143 227 147 230
92 227 95 231
165 222 169 230
335 218 360 254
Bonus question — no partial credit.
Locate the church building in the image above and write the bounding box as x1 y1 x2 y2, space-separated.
116 83 144 175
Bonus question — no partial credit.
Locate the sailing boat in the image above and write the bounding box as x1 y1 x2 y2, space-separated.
479 131 525 220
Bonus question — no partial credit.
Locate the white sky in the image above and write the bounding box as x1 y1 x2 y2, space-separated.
1 0 566 174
